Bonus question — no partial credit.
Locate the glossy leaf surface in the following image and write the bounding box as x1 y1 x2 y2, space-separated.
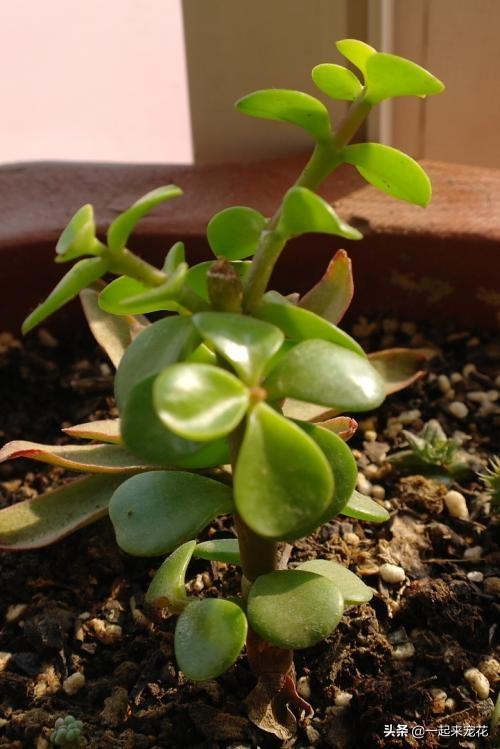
0 475 125 550
207 206 268 260
336 39 376 77
98 272 183 316
312 63 363 101
299 249 353 324
62 419 121 444
109 471 233 556
265 340 386 412
162 241 185 273
343 143 431 206
80 287 148 368
175 599 247 680
255 301 364 357
121 376 229 468
278 187 362 241
22 257 109 334
115 316 199 409
298 559 373 605
365 53 444 104
55 204 99 262
247 570 344 649
194 538 241 565
0 440 157 474
341 490 390 523
234 403 333 540
146 540 196 611
297 422 358 516
193 312 284 385
186 260 251 302
107 185 182 251
236 89 331 141
368 347 429 394
154 363 249 441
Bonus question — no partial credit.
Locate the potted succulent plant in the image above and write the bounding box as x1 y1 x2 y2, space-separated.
1 38 498 747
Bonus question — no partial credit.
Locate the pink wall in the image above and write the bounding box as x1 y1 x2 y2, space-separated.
0 0 192 164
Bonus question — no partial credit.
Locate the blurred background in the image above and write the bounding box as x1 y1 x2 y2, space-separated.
0 0 498 167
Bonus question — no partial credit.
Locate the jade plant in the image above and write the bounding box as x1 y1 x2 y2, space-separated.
0 40 443 735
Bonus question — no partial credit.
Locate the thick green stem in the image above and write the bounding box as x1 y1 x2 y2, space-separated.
243 94 372 312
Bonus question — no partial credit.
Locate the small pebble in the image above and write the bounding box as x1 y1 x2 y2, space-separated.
379 563 406 584
344 532 360 546
430 688 447 714
392 642 415 660
335 691 353 706
464 667 490 699
437 374 451 393
192 574 204 592
297 675 311 700
467 571 484 583
5 603 28 623
0 652 12 672
463 546 483 561
63 671 86 695
356 474 372 495
371 485 386 500
488 389 499 402
450 372 463 384
364 429 377 442
399 409 421 425
448 401 469 419
444 490 469 519
88 619 122 645
479 657 500 686
484 577 500 597
444 697 456 711
463 363 477 378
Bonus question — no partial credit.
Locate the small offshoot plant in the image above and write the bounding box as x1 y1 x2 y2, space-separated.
0 39 443 731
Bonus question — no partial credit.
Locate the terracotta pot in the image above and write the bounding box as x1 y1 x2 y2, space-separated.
1 158 499 333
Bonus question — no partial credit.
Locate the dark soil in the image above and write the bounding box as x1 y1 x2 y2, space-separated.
0 318 499 749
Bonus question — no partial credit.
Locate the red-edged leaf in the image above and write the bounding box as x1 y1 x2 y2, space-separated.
80 287 149 368
0 440 156 473
0 474 125 550
299 249 353 324
368 347 433 394
318 416 358 440
62 419 121 444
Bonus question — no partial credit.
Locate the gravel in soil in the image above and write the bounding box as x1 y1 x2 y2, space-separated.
0 318 498 749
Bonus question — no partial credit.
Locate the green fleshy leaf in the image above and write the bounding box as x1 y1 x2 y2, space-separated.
146 540 196 611
341 490 390 523
278 187 362 241
107 185 182 252
0 440 159 474
207 206 268 260
162 241 186 273
336 38 376 77
55 204 101 262
234 403 333 540
109 471 233 556
0 474 126 550
80 287 148 368
297 559 373 605
236 88 331 142
312 63 363 101
265 340 386 412
365 52 444 104
154 363 249 441
185 343 218 366
22 257 109 334
175 598 247 680
194 538 240 565
98 270 185 316
255 301 364 357
121 376 229 468
193 312 284 385
247 569 344 649
343 143 431 206
297 421 358 517
299 249 353 325
115 316 200 409
186 260 252 302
